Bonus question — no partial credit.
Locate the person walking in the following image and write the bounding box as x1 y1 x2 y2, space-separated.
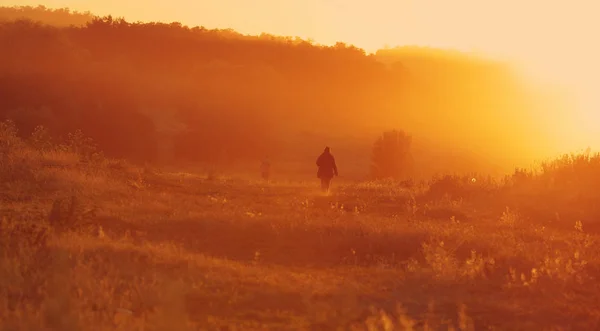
316 146 338 193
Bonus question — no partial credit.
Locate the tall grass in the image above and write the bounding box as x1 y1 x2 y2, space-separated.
2 119 600 329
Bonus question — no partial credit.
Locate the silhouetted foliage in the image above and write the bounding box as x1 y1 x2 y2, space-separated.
0 5 93 26
370 130 413 180
0 7 551 175
0 12 398 165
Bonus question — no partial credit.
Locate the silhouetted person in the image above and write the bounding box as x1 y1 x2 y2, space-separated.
260 157 271 181
316 146 338 193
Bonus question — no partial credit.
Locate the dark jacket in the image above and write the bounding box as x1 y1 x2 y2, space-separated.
316 148 338 179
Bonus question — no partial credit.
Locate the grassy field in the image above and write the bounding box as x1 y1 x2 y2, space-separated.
2 122 600 330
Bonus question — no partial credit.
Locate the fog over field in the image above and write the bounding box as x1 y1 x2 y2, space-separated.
1 5 599 331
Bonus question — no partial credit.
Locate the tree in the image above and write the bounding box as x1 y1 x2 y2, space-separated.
370 129 413 180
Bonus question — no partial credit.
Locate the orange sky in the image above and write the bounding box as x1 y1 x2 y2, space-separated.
3 0 600 151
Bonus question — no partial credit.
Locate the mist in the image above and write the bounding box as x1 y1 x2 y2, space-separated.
0 5 586 180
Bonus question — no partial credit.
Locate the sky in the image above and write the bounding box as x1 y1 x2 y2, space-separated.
3 0 600 149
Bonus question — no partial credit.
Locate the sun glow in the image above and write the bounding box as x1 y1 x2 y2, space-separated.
3 0 599 156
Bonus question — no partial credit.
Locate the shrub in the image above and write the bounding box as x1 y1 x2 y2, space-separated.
0 119 22 154
370 130 414 180
29 125 53 152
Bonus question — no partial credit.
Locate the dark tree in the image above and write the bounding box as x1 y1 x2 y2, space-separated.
370 130 414 180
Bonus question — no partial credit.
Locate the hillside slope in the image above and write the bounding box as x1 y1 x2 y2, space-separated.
2 120 600 330
0 6 564 178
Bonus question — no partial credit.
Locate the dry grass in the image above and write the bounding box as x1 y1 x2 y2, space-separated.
2 121 600 330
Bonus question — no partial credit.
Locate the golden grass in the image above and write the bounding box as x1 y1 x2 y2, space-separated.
2 123 600 330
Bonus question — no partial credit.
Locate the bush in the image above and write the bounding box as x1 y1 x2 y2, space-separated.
0 119 22 154
501 151 600 227
370 130 414 180
29 125 53 152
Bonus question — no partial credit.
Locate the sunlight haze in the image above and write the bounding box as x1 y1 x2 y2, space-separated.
5 3 600 328
3 0 599 151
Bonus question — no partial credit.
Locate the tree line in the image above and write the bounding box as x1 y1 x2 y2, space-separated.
0 6 557 177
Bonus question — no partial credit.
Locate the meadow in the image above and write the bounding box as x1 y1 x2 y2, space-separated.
1 7 599 330
2 120 600 331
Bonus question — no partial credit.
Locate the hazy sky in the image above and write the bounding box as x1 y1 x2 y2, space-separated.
3 1 598 56
3 0 600 147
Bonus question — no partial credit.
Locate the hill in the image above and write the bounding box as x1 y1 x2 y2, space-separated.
2 118 600 330
0 5 94 26
0 6 568 179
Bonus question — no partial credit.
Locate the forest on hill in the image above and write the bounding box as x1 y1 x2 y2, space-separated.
0 5 568 178
0 5 94 26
